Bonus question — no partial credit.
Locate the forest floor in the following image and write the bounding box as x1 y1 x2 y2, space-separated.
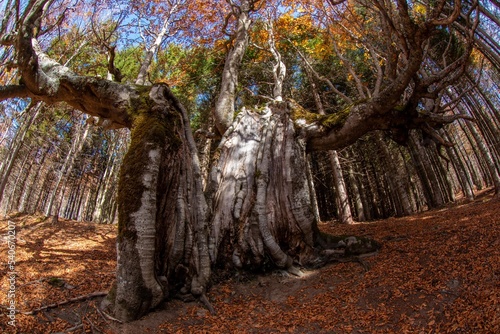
0 188 499 334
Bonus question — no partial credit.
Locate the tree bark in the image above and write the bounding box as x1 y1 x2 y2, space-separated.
106 95 381 322
102 84 212 321
45 121 90 219
304 66 353 224
213 1 252 134
207 104 317 270
442 130 475 201
328 151 354 224
465 121 500 196
345 149 366 221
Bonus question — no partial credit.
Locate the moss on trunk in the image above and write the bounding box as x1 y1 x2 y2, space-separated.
111 95 380 322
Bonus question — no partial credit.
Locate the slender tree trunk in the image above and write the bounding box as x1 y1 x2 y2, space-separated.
408 132 442 208
442 130 475 200
369 156 391 217
81 188 94 222
306 155 321 223
428 146 455 203
310 152 336 220
361 145 385 218
457 120 489 189
465 121 500 196
328 151 353 224
45 122 90 220
11 157 34 211
305 66 353 224
3 151 30 214
18 150 45 213
213 1 252 134
135 4 178 85
266 19 286 102
345 150 366 221
93 134 124 223
375 133 413 216
0 102 41 205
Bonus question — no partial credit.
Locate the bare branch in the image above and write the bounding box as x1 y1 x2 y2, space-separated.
421 123 454 147
0 84 31 100
430 1 462 26
296 48 352 104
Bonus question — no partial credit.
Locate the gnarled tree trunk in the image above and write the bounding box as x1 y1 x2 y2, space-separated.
208 103 317 271
105 84 210 321
104 96 380 322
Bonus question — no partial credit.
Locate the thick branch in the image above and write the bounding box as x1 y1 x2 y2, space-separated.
7 1 137 128
0 84 31 100
429 1 462 26
306 103 386 151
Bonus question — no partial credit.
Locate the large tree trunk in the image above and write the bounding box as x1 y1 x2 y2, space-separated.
208 103 317 270
105 95 380 322
213 0 252 134
105 84 210 321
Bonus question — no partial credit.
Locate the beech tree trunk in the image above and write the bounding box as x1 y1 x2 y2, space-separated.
102 92 380 321
207 104 317 270
105 84 211 321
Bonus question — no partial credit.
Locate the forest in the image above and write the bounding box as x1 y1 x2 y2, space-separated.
0 0 499 331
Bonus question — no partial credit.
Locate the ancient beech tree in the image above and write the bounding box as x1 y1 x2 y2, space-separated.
0 0 480 322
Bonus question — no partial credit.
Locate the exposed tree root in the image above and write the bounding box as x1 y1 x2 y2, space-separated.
287 266 305 277
96 305 123 324
199 293 216 315
311 250 378 272
20 291 108 315
62 323 84 332
310 233 381 270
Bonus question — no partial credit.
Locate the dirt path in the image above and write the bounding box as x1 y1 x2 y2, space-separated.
1 189 499 333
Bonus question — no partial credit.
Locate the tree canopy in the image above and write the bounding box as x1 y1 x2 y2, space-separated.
2 1 494 148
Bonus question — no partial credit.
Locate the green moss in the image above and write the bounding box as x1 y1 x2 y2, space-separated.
287 99 352 130
47 277 65 287
105 281 117 304
116 86 182 242
287 99 322 124
319 106 351 130
129 85 154 116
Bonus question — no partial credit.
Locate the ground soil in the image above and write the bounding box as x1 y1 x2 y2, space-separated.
1 188 499 333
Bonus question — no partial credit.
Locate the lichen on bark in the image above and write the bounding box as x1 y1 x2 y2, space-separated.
113 83 186 321
117 88 172 241
208 102 320 272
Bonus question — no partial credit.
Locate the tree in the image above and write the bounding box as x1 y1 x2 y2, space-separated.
0 0 488 322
